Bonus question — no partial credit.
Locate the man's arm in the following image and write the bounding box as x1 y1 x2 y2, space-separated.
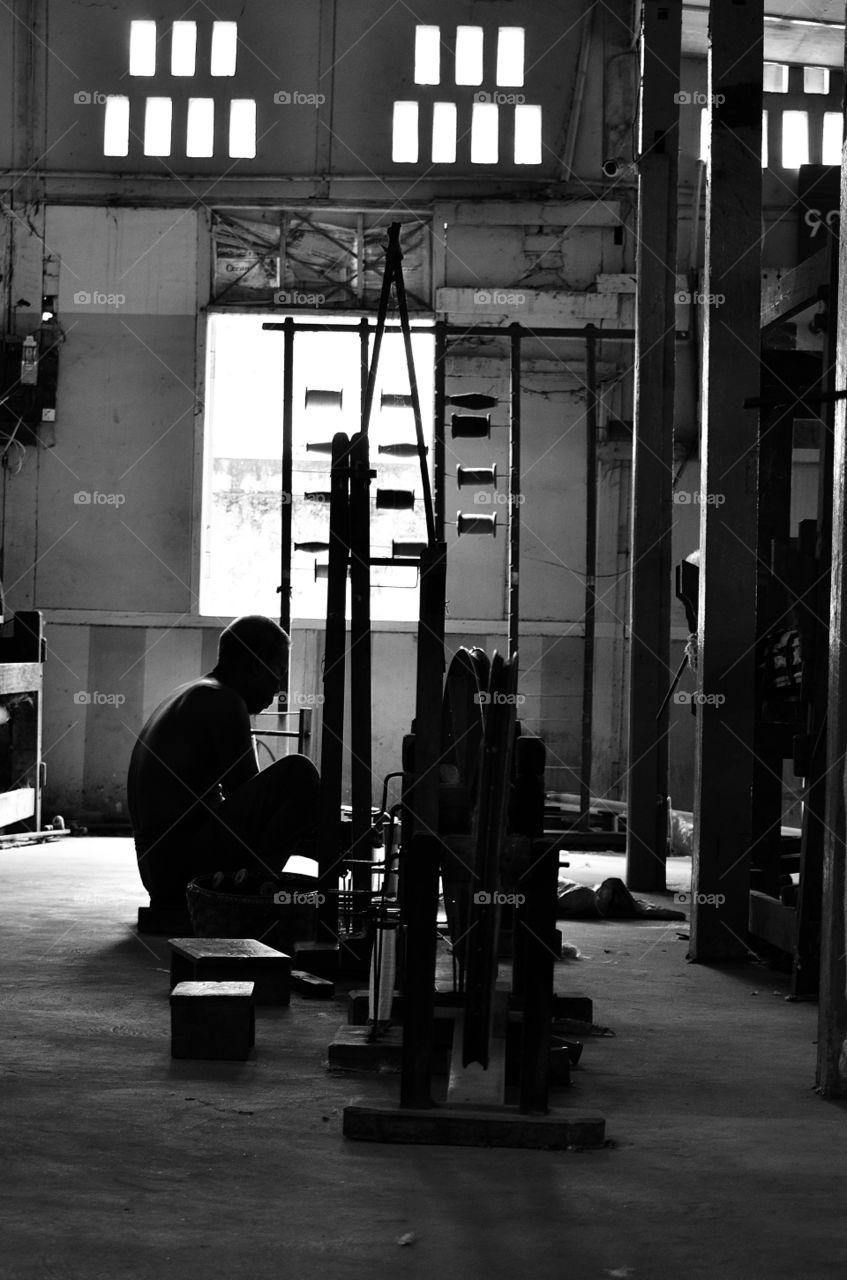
202 683 259 799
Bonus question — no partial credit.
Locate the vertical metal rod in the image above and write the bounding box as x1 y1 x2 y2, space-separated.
579 325 598 830
349 427 374 874
316 432 351 940
279 317 295 710
508 325 521 662
434 321 447 542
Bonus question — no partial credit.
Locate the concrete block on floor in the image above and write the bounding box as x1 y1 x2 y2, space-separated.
290 969 335 999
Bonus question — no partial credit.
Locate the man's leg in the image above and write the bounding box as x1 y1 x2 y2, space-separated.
208 755 321 878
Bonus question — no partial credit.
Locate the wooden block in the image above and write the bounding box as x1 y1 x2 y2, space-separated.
170 981 255 1061
168 938 291 1005
342 1104 606 1149
552 993 593 1023
329 1024 404 1071
291 969 335 999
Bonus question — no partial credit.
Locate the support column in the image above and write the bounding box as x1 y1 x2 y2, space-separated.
625 0 680 890
690 0 763 961
818 28 847 1093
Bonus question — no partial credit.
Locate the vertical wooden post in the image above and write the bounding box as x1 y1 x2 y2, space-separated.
689 0 763 961
434 322 447 542
818 26 847 1092
625 0 680 890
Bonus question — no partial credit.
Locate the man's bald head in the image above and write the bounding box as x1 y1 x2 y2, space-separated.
214 616 289 712
217 615 289 672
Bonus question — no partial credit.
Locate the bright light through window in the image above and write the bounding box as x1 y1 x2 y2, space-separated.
144 97 172 156
187 98 215 158
496 28 524 87
456 26 484 86
229 100 256 158
393 102 419 162
211 22 238 76
762 110 768 168
432 102 457 163
823 111 843 165
129 20 156 76
471 102 498 163
804 66 829 95
103 96 129 156
514 104 541 164
201 314 434 622
699 107 709 162
415 26 440 85
782 110 809 168
763 62 788 94
172 21 197 76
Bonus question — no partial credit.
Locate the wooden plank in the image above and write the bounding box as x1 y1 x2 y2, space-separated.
690 0 763 960
0 663 41 695
760 250 827 331
624 0 681 891
342 1104 606 1150
435 288 619 323
0 787 35 828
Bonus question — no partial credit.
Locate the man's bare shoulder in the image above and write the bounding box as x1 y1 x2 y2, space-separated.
153 676 247 721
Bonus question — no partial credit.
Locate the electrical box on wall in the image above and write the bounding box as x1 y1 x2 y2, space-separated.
0 321 60 447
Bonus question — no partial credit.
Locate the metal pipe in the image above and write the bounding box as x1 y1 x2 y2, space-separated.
508 325 521 661
278 317 294 710
579 325 599 831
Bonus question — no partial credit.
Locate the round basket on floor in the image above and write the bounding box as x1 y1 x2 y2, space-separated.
185 872 319 952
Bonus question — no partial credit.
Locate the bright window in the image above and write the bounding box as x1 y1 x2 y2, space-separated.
129 20 156 76
803 66 829 95
172 22 197 76
187 98 215 158
393 102 419 162
200 315 434 622
432 102 457 162
229 99 256 158
496 28 525 87
823 111 843 165
143 97 172 156
103 96 130 156
782 110 809 168
415 26 440 85
211 22 238 76
456 26 484 86
763 62 788 94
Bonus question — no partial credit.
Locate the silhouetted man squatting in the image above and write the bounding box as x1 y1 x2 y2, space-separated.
128 615 321 907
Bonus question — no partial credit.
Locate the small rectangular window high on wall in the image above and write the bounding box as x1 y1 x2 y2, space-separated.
763 62 788 93
229 100 256 158
455 26 484 86
514 105 541 164
392 102 419 162
171 22 197 76
804 66 830 95
432 102 457 163
211 22 238 76
496 28 524 87
823 111 843 165
129 20 156 76
471 102 498 163
782 110 809 168
103 97 130 157
415 26 440 85
144 97 172 156
187 98 215 158
761 110 768 169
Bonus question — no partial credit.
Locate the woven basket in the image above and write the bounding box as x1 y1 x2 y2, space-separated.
186 872 318 952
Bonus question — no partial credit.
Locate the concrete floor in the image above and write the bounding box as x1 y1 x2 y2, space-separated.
3 838 846 1280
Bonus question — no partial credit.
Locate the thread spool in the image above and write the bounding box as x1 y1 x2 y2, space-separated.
447 393 498 410
305 389 343 409
451 414 490 438
314 562 351 581
304 491 333 504
376 489 416 510
305 441 335 454
378 443 427 457
457 465 497 488
294 541 330 553
457 512 497 537
392 540 428 558
381 392 413 409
